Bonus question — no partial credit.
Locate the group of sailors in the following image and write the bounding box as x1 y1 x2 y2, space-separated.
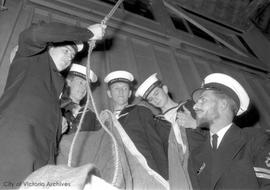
0 21 270 190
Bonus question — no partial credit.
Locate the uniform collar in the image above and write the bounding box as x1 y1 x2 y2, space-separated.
117 104 136 119
162 105 179 115
210 123 232 148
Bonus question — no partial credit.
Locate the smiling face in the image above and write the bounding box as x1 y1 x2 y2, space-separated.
67 76 87 104
107 82 131 107
146 86 169 109
193 90 222 127
49 45 76 71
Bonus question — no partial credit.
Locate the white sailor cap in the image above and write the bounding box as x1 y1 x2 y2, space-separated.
104 70 134 86
192 73 250 116
135 73 162 99
69 64 97 83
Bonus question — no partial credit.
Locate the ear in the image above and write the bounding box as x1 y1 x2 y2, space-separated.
107 90 112 98
219 99 228 112
162 85 168 94
128 90 132 98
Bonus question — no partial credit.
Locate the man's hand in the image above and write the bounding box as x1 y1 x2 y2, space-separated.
87 24 107 40
176 106 197 129
100 110 113 128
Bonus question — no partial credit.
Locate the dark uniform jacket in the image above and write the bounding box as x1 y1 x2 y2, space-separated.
155 113 206 190
0 22 93 185
188 124 270 190
61 98 101 134
153 99 198 157
117 104 168 179
154 99 206 190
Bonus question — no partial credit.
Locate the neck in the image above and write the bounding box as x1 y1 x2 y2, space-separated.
70 96 80 104
210 119 232 134
113 102 128 112
161 98 178 113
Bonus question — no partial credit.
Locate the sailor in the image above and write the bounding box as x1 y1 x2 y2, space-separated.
189 73 270 189
104 70 168 179
0 21 105 184
61 63 101 134
135 73 203 190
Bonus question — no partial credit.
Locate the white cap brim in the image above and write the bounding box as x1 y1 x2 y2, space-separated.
104 70 134 85
135 73 160 99
69 64 97 83
193 73 250 116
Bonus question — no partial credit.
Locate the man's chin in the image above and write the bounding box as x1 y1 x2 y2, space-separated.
116 100 128 106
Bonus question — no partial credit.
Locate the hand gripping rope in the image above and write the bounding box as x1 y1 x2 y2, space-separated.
67 0 125 186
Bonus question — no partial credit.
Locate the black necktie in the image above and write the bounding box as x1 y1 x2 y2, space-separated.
212 134 218 151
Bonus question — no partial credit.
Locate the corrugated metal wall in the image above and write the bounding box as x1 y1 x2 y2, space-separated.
0 0 269 130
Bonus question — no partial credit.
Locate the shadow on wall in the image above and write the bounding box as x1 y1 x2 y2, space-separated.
233 101 260 129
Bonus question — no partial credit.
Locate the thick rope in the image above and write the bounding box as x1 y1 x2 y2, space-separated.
101 0 125 25
67 41 120 185
67 0 125 185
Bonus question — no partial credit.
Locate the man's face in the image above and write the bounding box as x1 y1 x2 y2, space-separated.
49 45 76 71
108 82 131 106
193 90 221 127
146 86 169 108
68 76 87 103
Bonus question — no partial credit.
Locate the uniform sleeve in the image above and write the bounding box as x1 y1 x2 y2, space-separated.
81 110 101 131
251 132 270 189
177 99 196 119
137 106 169 179
154 117 171 156
186 128 208 153
18 22 93 56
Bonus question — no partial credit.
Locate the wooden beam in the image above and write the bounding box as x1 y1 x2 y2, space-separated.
164 0 248 57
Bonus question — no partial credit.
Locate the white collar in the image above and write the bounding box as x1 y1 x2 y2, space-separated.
210 123 232 148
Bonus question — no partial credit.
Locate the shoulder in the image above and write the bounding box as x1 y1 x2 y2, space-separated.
129 105 156 121
241 127 269 143
242 128 270 185
187 128 208 148
130 104 152 113
240 126 270 155
120 104 152 117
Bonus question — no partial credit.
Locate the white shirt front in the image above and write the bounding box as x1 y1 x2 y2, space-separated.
210 123 232 149
164 106 187 153
114 110 121 119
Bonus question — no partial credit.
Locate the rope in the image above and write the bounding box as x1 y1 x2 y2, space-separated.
67 0 125 185
67 41 120 185
101 0 125 25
